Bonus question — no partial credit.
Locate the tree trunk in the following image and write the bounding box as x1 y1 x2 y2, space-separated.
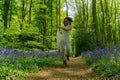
56 0 58 26
92 0 99 46
82 0 86 29
22 0 25 22
100 0 105 47
104 0 111 44
3 0 10 30
114 0 118 45
50 0 53 48
9 0 13 28
20 0 26 29
58 0 61 26
75 0 81 25
43 0 47 51
29 0 32 24
86 0 89 31
65 0 68 17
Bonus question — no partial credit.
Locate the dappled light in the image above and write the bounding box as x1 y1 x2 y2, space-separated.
26 57 100 80
0 0 120 79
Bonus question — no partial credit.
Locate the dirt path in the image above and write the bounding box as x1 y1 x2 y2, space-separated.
25 57 100 80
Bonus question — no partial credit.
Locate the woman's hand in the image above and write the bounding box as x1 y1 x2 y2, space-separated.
56 25 61 29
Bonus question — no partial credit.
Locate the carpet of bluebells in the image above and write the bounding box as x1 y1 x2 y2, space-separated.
0 49 61 80
81 46 120 79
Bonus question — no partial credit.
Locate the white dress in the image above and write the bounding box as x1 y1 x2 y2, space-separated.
57 25 72 55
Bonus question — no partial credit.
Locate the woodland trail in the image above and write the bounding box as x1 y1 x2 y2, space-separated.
25 57 100 80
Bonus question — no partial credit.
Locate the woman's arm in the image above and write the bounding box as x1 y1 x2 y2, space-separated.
57 25 72 31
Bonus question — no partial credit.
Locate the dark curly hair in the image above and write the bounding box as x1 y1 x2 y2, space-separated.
64 17 73 22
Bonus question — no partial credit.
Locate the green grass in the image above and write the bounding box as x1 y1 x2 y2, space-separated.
0 55 62 80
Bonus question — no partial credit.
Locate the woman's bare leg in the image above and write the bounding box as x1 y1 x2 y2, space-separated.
60 41 67 66
66 44 70 60
66 49 70 60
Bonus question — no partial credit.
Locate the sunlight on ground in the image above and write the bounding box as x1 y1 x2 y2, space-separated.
26 57 99 80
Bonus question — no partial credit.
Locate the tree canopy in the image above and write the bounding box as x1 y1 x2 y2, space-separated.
0 0 120 56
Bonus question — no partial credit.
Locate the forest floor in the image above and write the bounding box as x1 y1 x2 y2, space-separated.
25 57 101 80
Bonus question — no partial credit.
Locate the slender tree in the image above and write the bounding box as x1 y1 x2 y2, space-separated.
29 0 32 24
9 0 13 27
3 0 11 29
65 0 68 17
86 0 89 31
59 0 61 26
56 0 59 26
43 0 47 51
100 0 105 46
92 0 99 46
50 0 53 48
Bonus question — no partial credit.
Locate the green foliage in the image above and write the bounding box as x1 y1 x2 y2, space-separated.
0 22 4 47
0 55 26 79
2 25 20 49
0 0 67 51
81 47 120 79
1 25 45 50
73 0 120 57
0 66 26 80
24 41 43 50
0 0 3 14
92 59 120 78
72 28 97 56
0 54 61 79
19 26 43 50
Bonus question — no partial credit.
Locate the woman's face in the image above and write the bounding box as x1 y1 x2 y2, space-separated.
63 19 70 26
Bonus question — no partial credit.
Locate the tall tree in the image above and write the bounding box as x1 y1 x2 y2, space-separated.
29 0 32 24
104 0 111 44
75 0 81 26
50 0 53 48
9 0 13 27
56 0 59 26
43 0 47 51
100 0 105 46
86 0 89 31
58 0 61 26
92 0 99 46
65 0 68 17
3 0 11 29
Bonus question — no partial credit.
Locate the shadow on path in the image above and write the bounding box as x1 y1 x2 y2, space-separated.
25 57 100 80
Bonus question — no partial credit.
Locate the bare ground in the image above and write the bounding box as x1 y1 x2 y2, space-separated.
25 57 100 80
